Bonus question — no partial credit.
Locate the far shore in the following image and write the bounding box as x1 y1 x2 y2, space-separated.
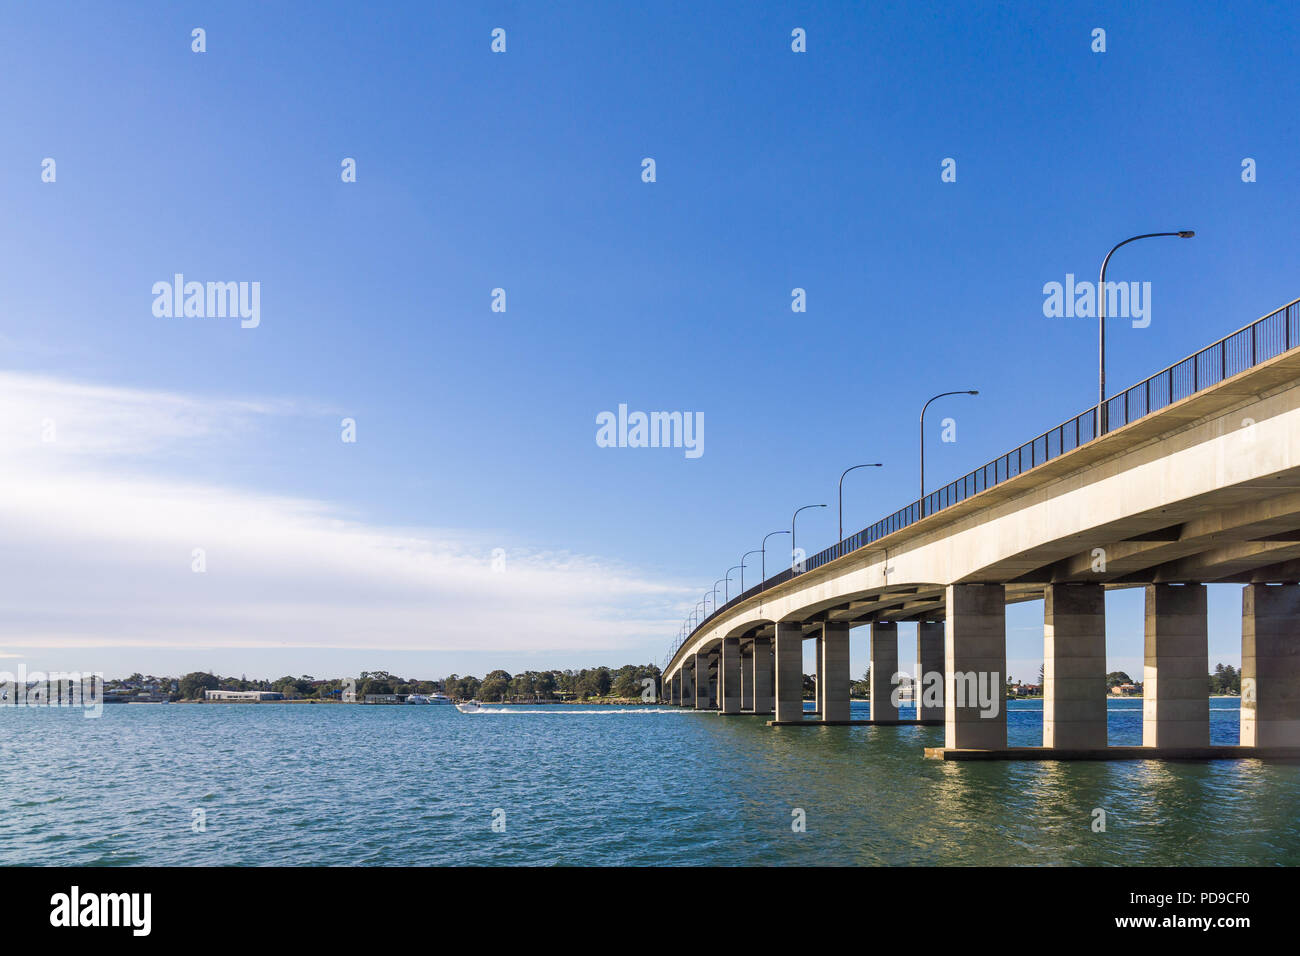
165 693 1246 705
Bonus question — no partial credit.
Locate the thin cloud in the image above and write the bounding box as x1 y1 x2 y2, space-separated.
0 372 693 654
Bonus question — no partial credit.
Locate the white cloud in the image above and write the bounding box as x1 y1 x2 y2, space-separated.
0 372 692 654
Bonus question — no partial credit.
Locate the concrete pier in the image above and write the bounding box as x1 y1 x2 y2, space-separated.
752 635 774 714
814 640 824 715
720 637 741 714
870 621 899 721
693 651 710 710
945 583 1007 750
1143 583 1209 747
1043 583 1107 749
917 619 945 722
774 622 804 722
819 623 851 721
1242 583 1300 747
740 645 752 711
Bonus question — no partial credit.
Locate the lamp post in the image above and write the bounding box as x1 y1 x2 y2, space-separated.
724 567 742 602
920 390 979 516
761 530 790 589
1098 230 1196 433
740 550 762 592
838 463 882 552
792 504 827 572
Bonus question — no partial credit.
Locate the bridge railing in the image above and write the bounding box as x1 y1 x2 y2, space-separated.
669 298 1300 666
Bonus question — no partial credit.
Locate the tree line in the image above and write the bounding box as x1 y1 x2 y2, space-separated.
171 665 662 701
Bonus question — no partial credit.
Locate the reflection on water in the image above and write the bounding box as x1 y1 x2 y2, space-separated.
0 698 1293 865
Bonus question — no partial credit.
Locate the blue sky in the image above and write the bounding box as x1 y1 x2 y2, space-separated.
2 1 1297 681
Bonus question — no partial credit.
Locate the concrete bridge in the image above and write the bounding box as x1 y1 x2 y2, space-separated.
663 298 1300 759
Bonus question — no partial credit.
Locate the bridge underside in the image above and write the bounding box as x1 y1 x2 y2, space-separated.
662 311 1300 759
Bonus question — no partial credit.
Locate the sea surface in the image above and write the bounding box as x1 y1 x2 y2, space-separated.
1 698 1296 866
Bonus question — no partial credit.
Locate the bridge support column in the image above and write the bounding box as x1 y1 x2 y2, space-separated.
945 584 1007 750
668 672 678 705
871 621 899 721
814 640 823 714
752 636 773 714
1241 584 1300 747
707 652 720 709
740 645 753 710
1043 583 1107 749
819 623 851 721
720 637 741 714
917 619 945 721
774 622 804 722
681 667 693 708
1143 583 1209 747
693 652 711 710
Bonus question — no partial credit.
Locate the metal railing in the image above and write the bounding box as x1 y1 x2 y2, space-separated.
668 298 1300 667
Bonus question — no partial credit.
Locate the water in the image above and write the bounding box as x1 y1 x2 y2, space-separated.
1 698 1295 865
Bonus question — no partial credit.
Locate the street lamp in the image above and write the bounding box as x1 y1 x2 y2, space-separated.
761 530 791 589
740 550 762 592
838 463 883 551
1098 230 1196 433
724 566 742 602
920 390 979 516
712 579 728 609
792 504 827 572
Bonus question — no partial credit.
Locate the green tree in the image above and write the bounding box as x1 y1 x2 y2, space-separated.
577 667 611 699
611 667 642 699
480 670 512 701
179 671 220 699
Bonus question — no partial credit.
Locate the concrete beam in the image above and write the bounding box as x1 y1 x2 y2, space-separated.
1143 584 1209 747
752 635 774 714
917 619 945 721
774 622 804 722
720 637 741 714
870 621 899 721
1043 583 1107 749
693 651 711 711
1242 583 1300 746
819 622 851 721
945 584 1007 750
814 639 824 715
740 645 753 711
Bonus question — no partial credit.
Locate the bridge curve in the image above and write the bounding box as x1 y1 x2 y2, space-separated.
664 298 1300 759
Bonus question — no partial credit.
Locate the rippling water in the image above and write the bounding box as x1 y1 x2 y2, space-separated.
1 698 1295 865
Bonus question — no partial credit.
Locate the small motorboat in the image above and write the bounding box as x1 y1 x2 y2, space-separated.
455 699 483 714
